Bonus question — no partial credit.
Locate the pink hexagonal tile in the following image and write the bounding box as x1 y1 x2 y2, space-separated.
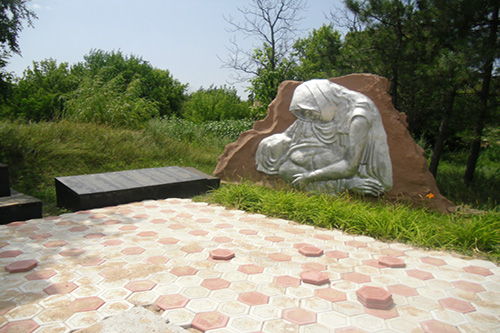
158 237 179 244
268 253 291 262
210 249 235 260
0 319 39 332
29 233 52 240
274 275 301 287
239 229 258 235
181 244 204 253
171 266 198 276
5 259 38 273
201 278 231 290
452 280 485 293
378 256 406 268
215 223 233 229
213 237 233 243
25 269 57 280
387 284 418 297
343 272 371 284
190 230 209 236
146 256 170 264
137 231 158 237
44 282 79 295
421 257 446 266
265 236 285 243
302 263 327 271
102 239 124 246
464 265 493 276
300 270 330 285
43 240 67 248
325 250 349 259
195 218 212 223
406 269 434 280
103 219 120 225
315 288 347 302
125 280 157 292
151 218 168 224
60 248 85 257
133 214 149 219
156 294 189 310
282 308 316 325
356 286 394 310
238 264 264 275
192 311 229 332
420 319 460 332
363 259 386 269
0 250 23 258
121 247 146 255
299 245 324 257
68 296 105 312
314 234 335 241
293 242 313 249
439 297 475 313
238 291 269 305
69 226 89 232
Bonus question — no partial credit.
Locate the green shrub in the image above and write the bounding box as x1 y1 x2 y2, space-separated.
182 85 251 122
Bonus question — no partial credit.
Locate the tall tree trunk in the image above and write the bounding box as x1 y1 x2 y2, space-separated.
430 90 456 177
464 4 499 185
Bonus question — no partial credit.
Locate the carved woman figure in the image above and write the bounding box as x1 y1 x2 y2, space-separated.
255 79 392 196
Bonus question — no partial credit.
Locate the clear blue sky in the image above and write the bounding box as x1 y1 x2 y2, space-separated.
7 0 345 98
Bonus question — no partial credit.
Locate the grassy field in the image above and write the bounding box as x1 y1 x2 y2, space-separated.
1 119 499 262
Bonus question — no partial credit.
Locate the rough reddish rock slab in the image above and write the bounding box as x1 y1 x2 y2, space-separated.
213 74 454 213
5 259 38 273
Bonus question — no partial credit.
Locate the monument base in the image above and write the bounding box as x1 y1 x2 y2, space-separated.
55 166 220 211
0 191 43 224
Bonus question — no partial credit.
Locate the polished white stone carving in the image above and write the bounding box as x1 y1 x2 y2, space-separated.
255 79 392 196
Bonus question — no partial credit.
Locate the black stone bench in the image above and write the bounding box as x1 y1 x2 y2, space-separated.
0 164 43 224
55 166 220 211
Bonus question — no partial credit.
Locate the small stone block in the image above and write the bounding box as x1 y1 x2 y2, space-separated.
191 311 229 332
210 249 235 260
300 270 330 285
299 245 324 257
356 286 394 310
5 259 38 273
0 192 42 224
378 256 406 268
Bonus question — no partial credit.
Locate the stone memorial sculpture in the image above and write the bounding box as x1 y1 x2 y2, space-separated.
255 79 392 196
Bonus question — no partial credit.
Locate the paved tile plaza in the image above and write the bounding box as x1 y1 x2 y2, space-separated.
1 198 499 332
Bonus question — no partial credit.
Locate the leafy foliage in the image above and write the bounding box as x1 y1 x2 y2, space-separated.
182 85 251 122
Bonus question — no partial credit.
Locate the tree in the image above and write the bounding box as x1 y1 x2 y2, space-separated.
0 0 37 97
222 0 306 112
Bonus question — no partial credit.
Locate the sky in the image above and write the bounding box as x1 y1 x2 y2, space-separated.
6 0 345 98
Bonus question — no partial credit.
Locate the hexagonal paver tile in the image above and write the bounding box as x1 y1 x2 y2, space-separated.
60 248 85 257
378 256 406 268
5 259 38 273
406 269 434 280
239 229 258 235
302 262 327 271
68 296 105 312
421 257 447 266
156 294 189 310
84 232 106 239
238 264 264 275
210 249 235 260
268 253 292 261
146 256 169 265
213 237 233 243
137 231 158 237
121 247 145 255
0 319 39 332
343 272 371 284
25 269 57 280
463 265 493 276
315 288 347 302
282 308 316 325
452 280 485 293
192 311 229 332
345 240 367 248
171 266 198 276
102 239 124 246
43 240 67 248
439 298 475 313
44 282 79 295
158 237 179 244
420 319 460 332
80 256 106 267
238 291 269 306
201 278 231 290
0 250 23 258
274 275 301 287
299 245 324 257
365 306 399 319
356 286 394 310
125 280 157 292
181 244 204 253
387 284 418 297
190 230 209 236
265 236 285 243
325 250 349 259
69 226 88 232
300 270 329 285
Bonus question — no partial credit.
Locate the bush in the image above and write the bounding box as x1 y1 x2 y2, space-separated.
182 85 251 122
